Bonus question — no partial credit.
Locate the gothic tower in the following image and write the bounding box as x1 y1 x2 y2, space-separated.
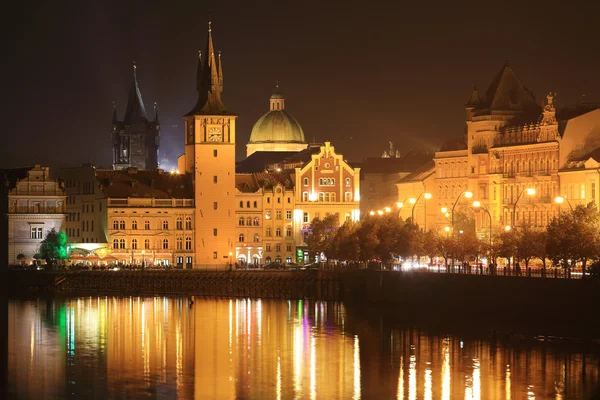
183 20 236 268
112 64 160 170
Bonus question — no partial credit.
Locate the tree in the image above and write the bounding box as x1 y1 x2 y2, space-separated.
330 220 360 262
529 230 549 276
496 230 518 272
306 214 339 262
38 229 69 268
515 225 541 273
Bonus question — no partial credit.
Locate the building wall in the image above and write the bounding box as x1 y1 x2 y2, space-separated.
262 185 296 264
7 166 66 264
235 192 263 265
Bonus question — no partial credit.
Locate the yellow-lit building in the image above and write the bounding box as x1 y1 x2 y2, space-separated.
397 63 600 234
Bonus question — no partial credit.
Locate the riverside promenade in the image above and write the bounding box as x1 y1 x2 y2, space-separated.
7 268 600 338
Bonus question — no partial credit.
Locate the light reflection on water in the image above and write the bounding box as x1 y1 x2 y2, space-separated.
8 296 600 399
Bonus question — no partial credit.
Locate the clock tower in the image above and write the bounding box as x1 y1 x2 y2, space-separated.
183 20 236 268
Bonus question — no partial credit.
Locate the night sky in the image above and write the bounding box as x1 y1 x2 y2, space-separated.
4 0 600 170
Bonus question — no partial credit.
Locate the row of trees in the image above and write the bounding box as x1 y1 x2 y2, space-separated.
306 203 600 277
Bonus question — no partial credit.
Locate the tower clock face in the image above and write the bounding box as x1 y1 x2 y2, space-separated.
208 127 222 142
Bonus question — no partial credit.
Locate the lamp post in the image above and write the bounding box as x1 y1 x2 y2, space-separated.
449 191 473 237
512 188 536 229
395 197 416 218
229 251 233 271
411 192 432 227
554 196 573 211
473 201 493 266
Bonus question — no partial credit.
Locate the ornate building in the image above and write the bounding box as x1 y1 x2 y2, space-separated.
397 63 600 234
246 86 308 157
112 64 160 170
7 166 66 264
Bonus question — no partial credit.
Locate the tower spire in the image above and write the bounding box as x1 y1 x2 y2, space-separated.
218 51 223 93
112 101 118 123
196 50 203 92
154 102 159 124
124 61 148 123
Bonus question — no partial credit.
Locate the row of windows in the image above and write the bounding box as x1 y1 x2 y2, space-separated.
66 228 80 238
238 233 260 242
239 200 258 208
303 177 352 186
112 217 192 231
82 220 94 232
266 196 291 205
264 210 292 220
264 244 293 252
112 237 193 250
66 212 80 222
238 217 260 226
265 227 292 237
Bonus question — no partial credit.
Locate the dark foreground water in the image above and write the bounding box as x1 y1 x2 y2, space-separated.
8 296 600 399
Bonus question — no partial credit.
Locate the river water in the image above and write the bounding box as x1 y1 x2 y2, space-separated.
8 296 599 399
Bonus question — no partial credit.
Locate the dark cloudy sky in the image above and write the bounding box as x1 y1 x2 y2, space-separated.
3 0 600 169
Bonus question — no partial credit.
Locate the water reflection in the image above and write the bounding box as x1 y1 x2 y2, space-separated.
8 297 600 399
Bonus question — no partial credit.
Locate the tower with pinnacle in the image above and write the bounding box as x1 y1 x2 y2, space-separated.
111 63 160 170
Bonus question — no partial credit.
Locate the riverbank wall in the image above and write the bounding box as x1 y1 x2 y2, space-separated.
7 269 600 337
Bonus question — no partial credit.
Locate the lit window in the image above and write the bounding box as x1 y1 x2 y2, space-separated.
254 234 259 242
253 217 259 226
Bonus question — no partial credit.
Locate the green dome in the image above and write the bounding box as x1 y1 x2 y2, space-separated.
249 110 305 144
270 92 285 99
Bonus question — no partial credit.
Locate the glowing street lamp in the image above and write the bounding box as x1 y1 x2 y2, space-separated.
473 200 493 252
512 188 536 229
411 192 432 226
554 196 573 211
444 226 451 232
369 211 375 216
384 207 391 213
377 210 384 216
450 191 473 236
505 225 511 231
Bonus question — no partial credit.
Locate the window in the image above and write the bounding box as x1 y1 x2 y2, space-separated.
239 201 243 208
119 239 125 249
145 239 150 249
119 220 125 229
163 220 169 230
303 212 309 223
113 239 119 249
581 184 586 199
239 217 245 226
276 210 282 219
266 228 272 237
253 201 257 208
176 217 183 230
113 220 119 230
162 239 169 249
267 197 271 204
276 244 281 252
345 192 352 202
132 239 138 250
213 149 218 157
345 178 351 187
303 177 309 186
266 210 271 219
239 234 245 242
213 176 218 184
246 217 252 226
186 256 193 266
254 233 259 242
213 251 218 259
286 227 292 237
253 217 259 226
302 192 308 202
213 202 218 210
266 244 271 252
213 228 218 236
287 197 291 204
286 210 292 220
132 220 138 230
185 216 192 230
91 221 94 232
319 192 324 202
287 245 292 252
247 201 250 208
177 237 183 250
276 228 282 237
277 197 281 204
145 220 150 230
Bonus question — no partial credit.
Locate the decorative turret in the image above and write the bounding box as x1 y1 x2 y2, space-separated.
153 102 160 124
540 92 558 126
270 82 285 110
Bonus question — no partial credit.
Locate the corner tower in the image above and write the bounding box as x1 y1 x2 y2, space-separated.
183 20 236 268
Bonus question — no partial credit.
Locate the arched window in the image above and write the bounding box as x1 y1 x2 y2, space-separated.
176 217 183 230
303 177 309 186
246 217 252 226
266 228 271 237
162 220 169 230
177 237 183 250
345 177 351 186
247 201 251 208
113 220 119 230
276 228 281 237
162 239 169 249
253 233 259 242
132 220 138 230
185 216 192 230
331 193 336 202
132 239 137 250
144 239 150 249
253 217 259 226
119 220 125 230
319 192 324 202
324 193 330 202
253 201 257 208
239 217 245 226
113 239 119 249
145 220 150 230
185 236 192 250
119 239 125 249
265 256 272 264
239 234 244 242
286 227 292 237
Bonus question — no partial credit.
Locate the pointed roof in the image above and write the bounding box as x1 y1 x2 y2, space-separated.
465 85 480 107
112 101 118 124
483 63 539 112
153 102 159 124
186 19 230 116
124 63 148 124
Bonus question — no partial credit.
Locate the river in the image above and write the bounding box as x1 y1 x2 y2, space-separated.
7 295 599 399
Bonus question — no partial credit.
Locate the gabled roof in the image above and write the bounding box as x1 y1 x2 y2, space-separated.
235 172 295 192
396 160 436 184
482 63 539 112
95 170 193 199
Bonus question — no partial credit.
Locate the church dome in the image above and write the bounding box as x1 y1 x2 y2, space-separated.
249 109 305 144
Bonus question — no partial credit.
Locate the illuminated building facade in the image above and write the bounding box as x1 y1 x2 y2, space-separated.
111 64 160 171
7 165 66 264
397 63 600 233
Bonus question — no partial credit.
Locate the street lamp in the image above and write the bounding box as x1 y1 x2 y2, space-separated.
554 196 573 211
450 191 473 237
396 197 415 218
377 210 384 216
411 192 432 226
369 211 375 216
473 200 493 254
512 188 536 229
384 207 391 213
229 251 233 271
